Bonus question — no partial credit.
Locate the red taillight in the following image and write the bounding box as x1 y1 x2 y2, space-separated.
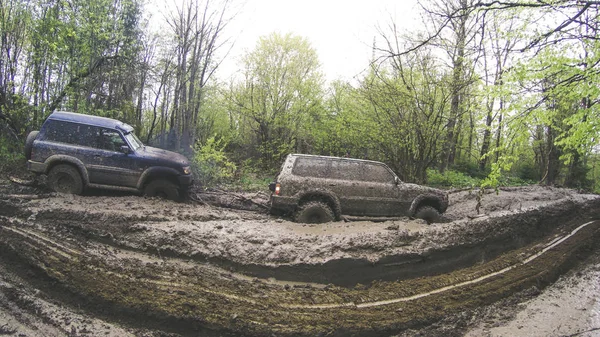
275 183 281 195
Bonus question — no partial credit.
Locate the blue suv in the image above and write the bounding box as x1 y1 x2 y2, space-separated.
25 111 193 201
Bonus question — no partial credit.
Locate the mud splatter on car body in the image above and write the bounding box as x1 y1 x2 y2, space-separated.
269 154 448 223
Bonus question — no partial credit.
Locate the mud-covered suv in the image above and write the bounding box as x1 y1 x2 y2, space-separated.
269 154 448 223
25 111 193 201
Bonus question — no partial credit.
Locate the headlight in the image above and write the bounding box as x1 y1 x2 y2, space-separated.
182 166 191 175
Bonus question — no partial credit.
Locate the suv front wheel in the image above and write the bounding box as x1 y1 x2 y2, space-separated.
48 164 84 195
144 179 180 201
295 201 335 224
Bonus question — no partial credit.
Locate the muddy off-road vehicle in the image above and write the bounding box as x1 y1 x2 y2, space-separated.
269 154 449 223
25 111 193 200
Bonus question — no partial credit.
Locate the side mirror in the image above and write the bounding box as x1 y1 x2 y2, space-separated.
120 145 131 155
395 176 400 185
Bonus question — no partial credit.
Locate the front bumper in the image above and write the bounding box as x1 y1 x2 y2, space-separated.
178 174 194 188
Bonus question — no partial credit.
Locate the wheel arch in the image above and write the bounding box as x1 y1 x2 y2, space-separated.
297 190 342 221
138 167 181 190
409 194 445 217
44 155 89 186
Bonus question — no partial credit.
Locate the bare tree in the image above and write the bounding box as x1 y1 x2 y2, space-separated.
166 0 232 154
478 10 520 171
0 0 30 138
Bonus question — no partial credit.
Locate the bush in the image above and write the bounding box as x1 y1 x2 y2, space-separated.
222 159 275 192
427 169 481 189
516 161 540 181
193 136 236 188
0 139 26 176
452 160 488 178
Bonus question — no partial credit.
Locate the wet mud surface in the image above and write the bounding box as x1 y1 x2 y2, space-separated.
1 178 599 336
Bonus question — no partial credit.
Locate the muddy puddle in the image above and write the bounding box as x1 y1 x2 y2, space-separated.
1 181 600 336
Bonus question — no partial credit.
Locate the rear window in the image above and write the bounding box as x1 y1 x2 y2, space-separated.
41 120 97 147
41 120 124 151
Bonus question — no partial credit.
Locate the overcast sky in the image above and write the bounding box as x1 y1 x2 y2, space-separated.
217 0 420 82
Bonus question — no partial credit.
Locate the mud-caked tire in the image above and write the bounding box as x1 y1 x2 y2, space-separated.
415 206 441 224
295 201 335 224
24 131 39 160
48 164 84 195
145 179 180 201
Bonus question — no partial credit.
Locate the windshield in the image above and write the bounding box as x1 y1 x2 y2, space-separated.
124 131 144 151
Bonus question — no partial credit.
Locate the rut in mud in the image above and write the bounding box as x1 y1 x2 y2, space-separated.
0 180 599 336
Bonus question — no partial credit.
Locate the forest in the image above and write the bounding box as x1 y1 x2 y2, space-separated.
1 0 599 192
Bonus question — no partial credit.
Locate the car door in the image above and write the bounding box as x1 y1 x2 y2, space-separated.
328 159 370 216
85 127 141 188
359 163 402 216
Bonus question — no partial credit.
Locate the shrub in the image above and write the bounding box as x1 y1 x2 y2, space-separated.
193 136 236 187
427 169 481 189
0 140 26 176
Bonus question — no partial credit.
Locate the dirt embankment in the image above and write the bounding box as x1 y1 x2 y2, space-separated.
1 180 600 336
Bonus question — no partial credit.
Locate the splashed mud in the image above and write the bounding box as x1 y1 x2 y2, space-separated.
0 179 599 336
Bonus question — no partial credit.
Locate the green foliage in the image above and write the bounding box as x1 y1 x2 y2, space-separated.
192 136 237 187
589 154 600 194
452 160 488 179
1 0 598 196
427 167 536 190
427 169 481 189
228 172 273 192
515 161 540 182
229 32 325 170
0 142 24 176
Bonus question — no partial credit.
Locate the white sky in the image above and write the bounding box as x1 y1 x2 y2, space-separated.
217 0 420 83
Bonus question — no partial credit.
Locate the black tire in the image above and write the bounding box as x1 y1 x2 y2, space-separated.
415 206 440 224
295 201 335 224
144 179 180 201
24 131 39 160
47 164 83 195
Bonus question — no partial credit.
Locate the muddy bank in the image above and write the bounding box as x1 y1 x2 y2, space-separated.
2 214 599 336
2 186 598 285
464 249 600 337
1 181 600 336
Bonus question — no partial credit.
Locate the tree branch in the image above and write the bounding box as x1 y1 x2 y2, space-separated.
47 55 119 113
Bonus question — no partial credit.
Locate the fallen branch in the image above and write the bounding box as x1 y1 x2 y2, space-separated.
9 176 37 186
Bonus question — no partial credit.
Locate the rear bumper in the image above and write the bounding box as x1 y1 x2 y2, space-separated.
270 195 298 214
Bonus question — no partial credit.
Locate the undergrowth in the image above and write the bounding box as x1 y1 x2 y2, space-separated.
427 169 536 189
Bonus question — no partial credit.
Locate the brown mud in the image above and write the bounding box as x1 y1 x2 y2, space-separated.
1 178 600 336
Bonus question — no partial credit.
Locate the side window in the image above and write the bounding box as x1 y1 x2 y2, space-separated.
78 125 100 148
42 120 80 144
97 128 125 152
330 160 363 181
292 157 329 178
364 163 395 183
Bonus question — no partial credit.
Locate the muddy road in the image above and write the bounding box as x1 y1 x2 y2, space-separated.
1 179 599 336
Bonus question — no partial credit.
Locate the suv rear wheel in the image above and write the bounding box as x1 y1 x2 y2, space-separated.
415 206 440 224
48 164 83 195
144 179 180 201
295 201 335 224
